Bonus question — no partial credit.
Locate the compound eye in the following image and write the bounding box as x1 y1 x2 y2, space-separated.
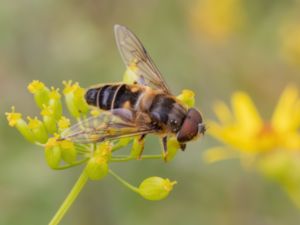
177 108 202 143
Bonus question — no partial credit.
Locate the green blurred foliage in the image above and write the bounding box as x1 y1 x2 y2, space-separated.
1 0 300 224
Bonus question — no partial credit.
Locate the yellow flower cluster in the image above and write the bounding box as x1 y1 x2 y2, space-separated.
6 79 194 203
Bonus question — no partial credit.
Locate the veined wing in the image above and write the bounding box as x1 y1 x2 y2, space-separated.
60 110 155 144
114 24 171 94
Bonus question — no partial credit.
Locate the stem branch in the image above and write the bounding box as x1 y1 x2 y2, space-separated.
109 169 139 193
48 170 89 225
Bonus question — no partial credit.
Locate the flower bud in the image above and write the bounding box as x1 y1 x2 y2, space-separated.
123 63 139 84
177 89 195 108
57 116 71 133
63 81 89 118
90 108 102 117
138 177 177 201
94 141 112 161
49 87 63 119
27 117 48 144
41 105 57 134
59 140 77 164
27 80 50 109
130 137 145 159
45 137 61 169
74 87 89 115
5 107 35 143
85 156 109 180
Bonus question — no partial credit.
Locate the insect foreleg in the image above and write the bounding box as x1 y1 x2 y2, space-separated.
162 136 168 161
136 134 146 159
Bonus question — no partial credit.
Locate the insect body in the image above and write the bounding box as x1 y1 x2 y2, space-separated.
86 84 186 134
61 24 205 158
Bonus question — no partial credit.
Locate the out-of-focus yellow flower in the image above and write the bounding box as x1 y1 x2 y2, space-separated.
206 86 300 207
279 20 300 66
189 0 245 42
207 86 300 156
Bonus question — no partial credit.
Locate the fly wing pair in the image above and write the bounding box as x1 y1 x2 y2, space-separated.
60 25 172 143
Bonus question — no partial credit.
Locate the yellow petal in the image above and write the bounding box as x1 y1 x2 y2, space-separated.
231 91 263 135
271 85 300 133
213 100 233 124
281 132 300 150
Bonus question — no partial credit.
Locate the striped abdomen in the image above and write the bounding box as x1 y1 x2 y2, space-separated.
85 84 143 111
85 84 187 133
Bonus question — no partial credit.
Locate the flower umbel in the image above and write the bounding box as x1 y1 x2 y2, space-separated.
6 80 187 225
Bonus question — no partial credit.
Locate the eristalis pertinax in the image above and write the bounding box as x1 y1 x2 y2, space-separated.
60 24 206 159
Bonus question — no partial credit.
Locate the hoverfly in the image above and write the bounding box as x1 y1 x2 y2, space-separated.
60 24 206 159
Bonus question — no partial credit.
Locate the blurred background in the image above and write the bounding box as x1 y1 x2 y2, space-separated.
1 0 300 224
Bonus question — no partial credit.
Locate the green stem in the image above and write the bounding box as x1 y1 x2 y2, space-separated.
109 169 139 193
110 156 133 162
140 154 162 160
110 154 162 162
48 170 89 225
53 158 89 170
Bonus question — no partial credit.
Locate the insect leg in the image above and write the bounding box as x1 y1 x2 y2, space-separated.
180 143 186 151
162 136 168 161
137 134 146 159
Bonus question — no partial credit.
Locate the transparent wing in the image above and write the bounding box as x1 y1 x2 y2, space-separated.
60 110 155 144
114 24 171 94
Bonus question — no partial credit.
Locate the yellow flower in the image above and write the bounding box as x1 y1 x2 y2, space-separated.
5 106 35 142
27 80 50 108
63 80 89 118
90 108 101 117
41 105 57 134
6 106 22 127
123 63 139 84
176 89 195 108
49 87 63 119
57 116 70 131
189 0 245 42
27 116 49 144
204 85 300 208
45 136 62 169
27 80 46 94
207 86 300 157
